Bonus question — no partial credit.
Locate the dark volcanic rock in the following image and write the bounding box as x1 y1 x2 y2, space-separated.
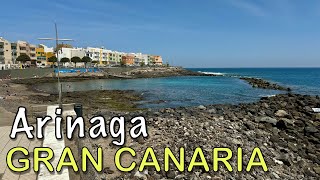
94 93 320 180
305 125 319 133
240 77 291 91
255 116 278 125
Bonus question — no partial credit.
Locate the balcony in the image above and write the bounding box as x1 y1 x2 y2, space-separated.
20 50 27 54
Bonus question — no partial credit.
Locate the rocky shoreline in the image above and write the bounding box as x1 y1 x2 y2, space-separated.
7 67 296 117
1 68 320 179
8 67 205 85
8 67 291 92
87 93 319 180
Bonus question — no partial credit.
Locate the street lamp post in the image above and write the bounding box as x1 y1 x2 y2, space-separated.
38 23 74 108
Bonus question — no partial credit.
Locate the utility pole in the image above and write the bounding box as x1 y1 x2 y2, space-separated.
38 23 74 108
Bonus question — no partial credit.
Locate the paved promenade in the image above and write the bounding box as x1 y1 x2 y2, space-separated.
0 126 42 180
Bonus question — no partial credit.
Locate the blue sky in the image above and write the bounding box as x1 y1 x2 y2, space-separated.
1 0 320 67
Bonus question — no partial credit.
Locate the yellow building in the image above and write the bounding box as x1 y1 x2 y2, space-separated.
36 45 56 66
46 52 55 59
36 47 46 64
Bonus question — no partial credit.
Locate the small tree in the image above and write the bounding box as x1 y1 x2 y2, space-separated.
60 57 70 66
92 60 99 64
71 56 81 67
48 56 57 64
82 56 92 68
140 61 145 67
16 54 31 64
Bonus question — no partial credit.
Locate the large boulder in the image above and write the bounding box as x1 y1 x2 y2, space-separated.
305 125 319 133
256 116 278 125
275 110 289 117
314 166 320 175
314 113 320 121
197 105 206 110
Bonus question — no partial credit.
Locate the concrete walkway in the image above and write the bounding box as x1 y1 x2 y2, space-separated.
0 107 15 127
0 126 42 180
37 105 71 180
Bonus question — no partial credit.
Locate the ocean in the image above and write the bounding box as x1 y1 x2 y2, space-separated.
36 68 320 108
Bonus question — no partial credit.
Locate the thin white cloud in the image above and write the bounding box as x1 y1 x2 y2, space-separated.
228 0 268 17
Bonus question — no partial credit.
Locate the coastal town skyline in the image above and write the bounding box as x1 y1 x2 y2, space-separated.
0 36 163 69
1 0 320 67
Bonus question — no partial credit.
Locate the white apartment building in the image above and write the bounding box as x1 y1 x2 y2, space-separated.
16 41 36 62
1 38 39 69
58 47 86 67
0 37 12 70
132 53 148 66
58 47 86 60
85 47 127 65
85 47 110 64
39 44 54 54
108 50 125 65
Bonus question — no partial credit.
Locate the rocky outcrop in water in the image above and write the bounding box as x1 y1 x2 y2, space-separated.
127 67 205 78
240 77 291 91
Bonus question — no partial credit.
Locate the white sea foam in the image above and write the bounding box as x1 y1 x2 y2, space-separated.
267 95 276 97
198 71 225 76
259 94 276 98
